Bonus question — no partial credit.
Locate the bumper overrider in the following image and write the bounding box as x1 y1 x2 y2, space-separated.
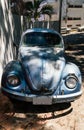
1 87 82 105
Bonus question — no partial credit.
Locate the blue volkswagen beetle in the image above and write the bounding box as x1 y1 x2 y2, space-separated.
1 28 82 105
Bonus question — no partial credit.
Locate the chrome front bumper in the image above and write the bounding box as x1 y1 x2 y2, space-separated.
2 87 82 104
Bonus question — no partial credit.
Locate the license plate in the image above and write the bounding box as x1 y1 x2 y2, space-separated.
33 96 52 105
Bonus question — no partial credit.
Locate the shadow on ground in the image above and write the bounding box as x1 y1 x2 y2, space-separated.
13 99 72 113
0 92 72 117
0 93 72 129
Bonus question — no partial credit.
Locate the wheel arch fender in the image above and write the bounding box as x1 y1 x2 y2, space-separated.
62 62 82 83
1 60 24 86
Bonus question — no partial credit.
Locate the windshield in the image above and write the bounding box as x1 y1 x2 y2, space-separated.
21 32 61 47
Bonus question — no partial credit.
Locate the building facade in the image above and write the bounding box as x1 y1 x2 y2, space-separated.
62 0 84 28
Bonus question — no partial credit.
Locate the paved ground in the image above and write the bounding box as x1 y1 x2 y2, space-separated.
0 32 84 130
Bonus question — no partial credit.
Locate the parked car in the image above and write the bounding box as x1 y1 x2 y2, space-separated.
1 28 82 105
61 27 71 34
77 25 84 32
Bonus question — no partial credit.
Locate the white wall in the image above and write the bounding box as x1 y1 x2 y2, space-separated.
0 0 22 84
62 0 84 27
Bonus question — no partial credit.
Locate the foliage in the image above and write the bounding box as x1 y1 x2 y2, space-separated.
11 0 54 28
23 0 54 21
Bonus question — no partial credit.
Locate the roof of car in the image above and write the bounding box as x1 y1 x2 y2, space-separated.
23 28 61 36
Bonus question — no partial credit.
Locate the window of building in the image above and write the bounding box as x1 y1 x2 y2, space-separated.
68 17 81 20
67 25 72 27
76 24 81 27
68 5 82 8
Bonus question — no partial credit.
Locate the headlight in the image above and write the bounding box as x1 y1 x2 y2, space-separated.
65 76 78 89
7 75 20 86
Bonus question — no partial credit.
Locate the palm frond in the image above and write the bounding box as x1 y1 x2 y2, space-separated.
41 5 54 18
24 1 34 11
41 11 52 19
33 0 45 11
41 5 54 13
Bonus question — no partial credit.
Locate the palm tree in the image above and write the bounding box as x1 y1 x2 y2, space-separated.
23 0 54 28
10 0 54 28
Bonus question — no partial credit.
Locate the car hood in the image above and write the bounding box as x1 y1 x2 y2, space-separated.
19 46 65 94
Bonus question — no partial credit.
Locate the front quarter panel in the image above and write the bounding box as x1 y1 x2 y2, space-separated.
59 62 82 95
63 62 82 83
1 61 27 92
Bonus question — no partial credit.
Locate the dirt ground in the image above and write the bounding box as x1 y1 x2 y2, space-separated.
0 32 84 130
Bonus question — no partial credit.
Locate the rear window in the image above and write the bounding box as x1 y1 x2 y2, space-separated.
22 32 61 47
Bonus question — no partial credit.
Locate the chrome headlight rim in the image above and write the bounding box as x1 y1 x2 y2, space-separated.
7 74 21 87
65 75 78 89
